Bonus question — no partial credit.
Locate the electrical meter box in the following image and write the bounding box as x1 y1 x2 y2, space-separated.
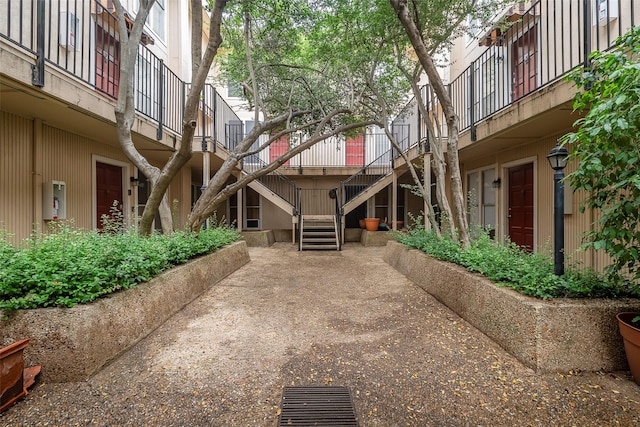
43 181 66 220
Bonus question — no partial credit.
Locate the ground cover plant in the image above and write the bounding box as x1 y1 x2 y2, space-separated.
0 223 240 314
396 227 639 300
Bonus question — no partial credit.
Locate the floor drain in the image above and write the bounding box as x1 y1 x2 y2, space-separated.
278 386 358 426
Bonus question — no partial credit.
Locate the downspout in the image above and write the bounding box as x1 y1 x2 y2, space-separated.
32 0 45 87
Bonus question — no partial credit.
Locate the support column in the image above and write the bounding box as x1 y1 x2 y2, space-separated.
201 148 210 229
392 170 398 230
424 152 432 230
32 119 43 233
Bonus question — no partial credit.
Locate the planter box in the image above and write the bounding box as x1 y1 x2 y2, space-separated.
384 241 640 372
0 241 250 383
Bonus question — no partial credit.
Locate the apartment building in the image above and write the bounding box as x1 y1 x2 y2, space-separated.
1 1 637 263
0 0 271 244
439 0 639 269
0 0 422 249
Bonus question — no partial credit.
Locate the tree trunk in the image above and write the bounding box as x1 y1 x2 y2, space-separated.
390 0 471 248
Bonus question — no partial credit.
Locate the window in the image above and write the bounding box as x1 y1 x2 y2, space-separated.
227 80 243 98
133 0 165 41
467 168 497 236
150 0 165 41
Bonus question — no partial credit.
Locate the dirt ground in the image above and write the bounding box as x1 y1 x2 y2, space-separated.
2 243 640 426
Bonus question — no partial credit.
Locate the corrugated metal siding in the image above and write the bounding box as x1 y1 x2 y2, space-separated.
0 112 33 244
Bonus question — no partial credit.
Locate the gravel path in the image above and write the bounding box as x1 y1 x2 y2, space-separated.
2 243 640 426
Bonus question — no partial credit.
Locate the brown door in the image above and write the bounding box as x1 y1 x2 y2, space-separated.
96 162 123 229
345 133 365 166
512 26 537 100
508 163 534 250
95 23 120 98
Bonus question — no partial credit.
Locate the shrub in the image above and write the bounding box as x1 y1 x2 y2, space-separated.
396 228 638 299
0 224 240 313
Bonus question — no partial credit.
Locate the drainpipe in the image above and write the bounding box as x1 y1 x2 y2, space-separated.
156 59 164 140
32 0 45 87
469 60 476 142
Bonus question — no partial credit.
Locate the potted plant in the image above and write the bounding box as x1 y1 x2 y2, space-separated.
364 218 380 231
617 313 640 385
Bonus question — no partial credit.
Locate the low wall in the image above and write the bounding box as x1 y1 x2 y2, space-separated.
241 230 276 247
1 241 250 382
384 241 640 372
361 230 396 247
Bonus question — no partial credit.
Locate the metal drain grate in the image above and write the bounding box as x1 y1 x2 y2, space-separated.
278 386 358 426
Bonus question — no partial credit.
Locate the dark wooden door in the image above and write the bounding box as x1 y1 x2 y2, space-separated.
512 26 537 100
345 133 365 166
96 162 123 229
95 24 120 98
508 163 534 250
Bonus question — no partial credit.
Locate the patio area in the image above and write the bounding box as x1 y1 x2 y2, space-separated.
2 243 640 426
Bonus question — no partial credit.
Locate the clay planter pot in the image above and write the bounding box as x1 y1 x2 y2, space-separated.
0 339 29 412
364 218 380 231
617 312 640 385
359 219 366 229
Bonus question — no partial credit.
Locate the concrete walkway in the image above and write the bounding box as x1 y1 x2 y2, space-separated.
2 243 640 426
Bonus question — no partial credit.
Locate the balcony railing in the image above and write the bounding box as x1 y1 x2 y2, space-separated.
0 0 240 146
431 0 638 140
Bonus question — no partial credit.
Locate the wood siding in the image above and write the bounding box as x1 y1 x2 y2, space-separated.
0 112 33 245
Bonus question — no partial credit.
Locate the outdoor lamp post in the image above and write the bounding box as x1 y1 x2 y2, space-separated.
546 144 569 276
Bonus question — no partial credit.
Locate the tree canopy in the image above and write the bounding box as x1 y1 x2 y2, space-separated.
561 26 640 286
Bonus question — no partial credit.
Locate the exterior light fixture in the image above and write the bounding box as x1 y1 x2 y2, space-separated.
546 143 569 276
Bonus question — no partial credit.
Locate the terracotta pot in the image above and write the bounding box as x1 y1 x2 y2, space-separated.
0 339 29 412
359 219 366 229
364 218 380 231
617 312 640 385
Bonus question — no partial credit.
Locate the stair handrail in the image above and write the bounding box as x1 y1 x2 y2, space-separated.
242 155 298 209
340 149 394 206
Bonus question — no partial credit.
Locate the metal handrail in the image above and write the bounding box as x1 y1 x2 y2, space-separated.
340 149 393 205
242 155 298 208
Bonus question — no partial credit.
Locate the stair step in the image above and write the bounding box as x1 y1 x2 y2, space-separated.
301 244 338 250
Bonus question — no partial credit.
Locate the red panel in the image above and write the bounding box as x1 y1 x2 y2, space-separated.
96 162 123 229
345 134 365 166
508 163 534 251
512 26 537 100
95 24 120 98
270 135 290 166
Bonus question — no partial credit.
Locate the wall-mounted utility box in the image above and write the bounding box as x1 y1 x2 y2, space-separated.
593 0 618 26
43 181 67 220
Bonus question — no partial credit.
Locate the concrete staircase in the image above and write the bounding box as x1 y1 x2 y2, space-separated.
299 215 339 250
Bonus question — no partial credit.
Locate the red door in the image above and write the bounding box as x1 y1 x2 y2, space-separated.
512 26 537 100
96 162 123 229
508 163 534 251
95 24 120 98
269 135 290 166
345 133 365 166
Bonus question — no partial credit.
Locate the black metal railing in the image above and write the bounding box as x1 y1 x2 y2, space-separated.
340 149 393 205
438 0 637 140
0 0 244 146
242 155 298 208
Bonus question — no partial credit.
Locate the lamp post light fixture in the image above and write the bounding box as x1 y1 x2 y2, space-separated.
546 144 569 276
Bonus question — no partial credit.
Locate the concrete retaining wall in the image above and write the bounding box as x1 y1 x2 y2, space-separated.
384 241 640 372
1 241 250 382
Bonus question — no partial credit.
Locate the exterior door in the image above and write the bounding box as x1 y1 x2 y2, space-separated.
95 24 120 98
96 162 123 229
269 135 290 166
345 133 365 166
508 163 534 250
512 26 537 100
